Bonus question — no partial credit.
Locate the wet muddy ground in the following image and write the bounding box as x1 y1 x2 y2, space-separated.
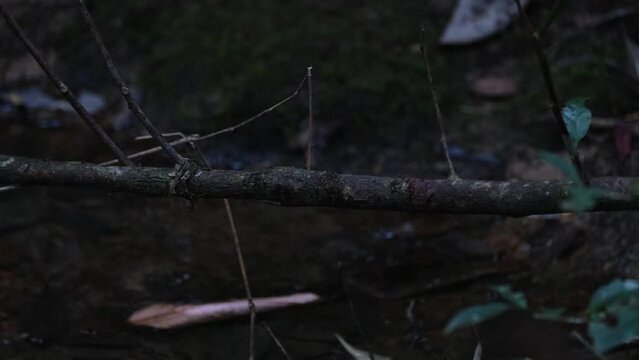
2 155 639 360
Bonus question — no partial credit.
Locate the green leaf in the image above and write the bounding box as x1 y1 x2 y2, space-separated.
335 334 391 360
491 285 528 310
444 302 515 334
589 304 639 353
562 97 592 151
561 185 597 212
534 307 566 321
589 279 639 313
539 151 581 183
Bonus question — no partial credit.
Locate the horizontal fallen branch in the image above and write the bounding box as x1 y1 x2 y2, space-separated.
0 154 637 216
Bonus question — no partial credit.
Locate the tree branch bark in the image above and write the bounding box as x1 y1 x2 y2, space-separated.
0 155 637 216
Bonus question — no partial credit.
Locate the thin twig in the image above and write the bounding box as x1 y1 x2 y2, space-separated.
189 143 292 360
77 0 185 165
420 24 458 179
305 66 314 170
259 318 293 360
135 132 192 141
224 199 256 360
190 144 256 359
197 73 308 142
100 73 308 166
189 142 293 359
571 331 607 360
514 0 585 182
0 2 132 166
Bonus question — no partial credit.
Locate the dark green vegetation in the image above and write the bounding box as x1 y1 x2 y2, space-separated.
41 1 638 152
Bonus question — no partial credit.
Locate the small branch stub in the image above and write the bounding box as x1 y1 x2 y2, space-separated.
306 65 314 171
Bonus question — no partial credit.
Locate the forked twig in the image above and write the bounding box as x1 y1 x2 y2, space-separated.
0 2 132 166
1 75 308 193
77 0 185 165
101 73 308 166
514 0 585 181
305 66 314 170
420 24 458 179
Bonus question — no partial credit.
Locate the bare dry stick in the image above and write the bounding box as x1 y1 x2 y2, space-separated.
189 143 293 360
3 155 639 215
101 73 308 166
2 75 307 192
188 143 285 360
224 199 257 360
514 0 585 181
420 24 458 179
259 319 293 360
570 331 606 360
77 0 185 165
306 66 314 170
0 2 132 166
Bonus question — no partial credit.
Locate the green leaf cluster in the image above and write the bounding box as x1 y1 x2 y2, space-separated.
444 279 639 355
444 285 528 334
588 279 639 353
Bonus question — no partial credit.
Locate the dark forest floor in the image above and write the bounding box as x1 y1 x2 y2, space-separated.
1 0 639 359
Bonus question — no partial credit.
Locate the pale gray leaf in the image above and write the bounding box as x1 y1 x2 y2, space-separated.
440 0 530 45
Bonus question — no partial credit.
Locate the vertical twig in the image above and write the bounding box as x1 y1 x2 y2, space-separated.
224 199 257 360
77 0 186 165
420 24 458 179
189 143 291 360
305 66 314 170
0 2 132 166
514 0 585 182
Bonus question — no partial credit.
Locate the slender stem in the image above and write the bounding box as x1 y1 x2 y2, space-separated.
100 73 308 166
571 331 607 360
189 143 293 359
0 2 132 166
306 66 314 170
514 0 585 182
223 199 256 360
420 24 458 179
77 0 185 165
190 144 256 359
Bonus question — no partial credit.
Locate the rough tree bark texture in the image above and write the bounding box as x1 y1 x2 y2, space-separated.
0 155 637 216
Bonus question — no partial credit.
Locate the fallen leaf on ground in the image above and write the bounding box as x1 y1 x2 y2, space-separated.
470 76 518 98
128 292 320 329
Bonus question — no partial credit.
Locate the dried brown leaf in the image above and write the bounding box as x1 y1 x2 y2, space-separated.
128 292 320 329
